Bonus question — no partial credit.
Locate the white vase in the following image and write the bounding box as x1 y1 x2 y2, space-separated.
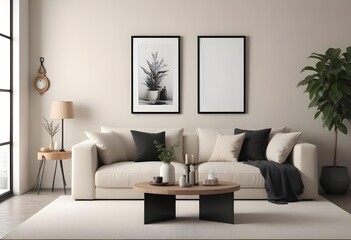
160 163 175 185
179 175 186 187
147 90 159 101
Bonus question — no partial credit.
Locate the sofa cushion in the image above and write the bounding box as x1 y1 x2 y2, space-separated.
101 127 184 163
85 131 127 165
269 127 288 141
198 162 265 188
197 127 287 163
95 161 186 188
266 132 302 163
131 130 165 162
197 128 234 163
95 161 265 189
209 133 245 162
234 128 271 161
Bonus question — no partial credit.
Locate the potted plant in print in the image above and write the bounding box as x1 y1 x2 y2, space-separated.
298 47 351 194
141 52 169 101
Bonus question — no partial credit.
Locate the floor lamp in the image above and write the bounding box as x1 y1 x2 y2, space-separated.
50 101 74 152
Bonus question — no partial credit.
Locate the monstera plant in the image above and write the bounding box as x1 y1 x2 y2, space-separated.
298 47 351 194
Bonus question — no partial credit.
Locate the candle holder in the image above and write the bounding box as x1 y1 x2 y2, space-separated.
185 163 191 184
185 154 199 185
191 163 199 185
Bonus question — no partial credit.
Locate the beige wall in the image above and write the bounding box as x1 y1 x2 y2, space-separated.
28 0 351 189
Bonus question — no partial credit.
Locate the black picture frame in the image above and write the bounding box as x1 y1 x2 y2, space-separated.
198 36 246 114
131 36 180 114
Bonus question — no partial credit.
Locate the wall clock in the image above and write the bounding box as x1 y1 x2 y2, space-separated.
33 57 50 94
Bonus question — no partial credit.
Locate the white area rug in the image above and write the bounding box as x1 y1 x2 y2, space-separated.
3 196 351 239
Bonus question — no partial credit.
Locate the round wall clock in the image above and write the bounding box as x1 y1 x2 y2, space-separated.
33 57 50 94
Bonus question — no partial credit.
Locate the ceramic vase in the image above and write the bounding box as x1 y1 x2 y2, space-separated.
147 90 159 101
179 175 186 187
160 163 175 185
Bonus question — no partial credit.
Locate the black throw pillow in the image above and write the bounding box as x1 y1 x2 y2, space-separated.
130 130 165 162
234 128 271 161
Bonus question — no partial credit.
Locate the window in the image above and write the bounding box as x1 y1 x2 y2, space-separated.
0 0 13 201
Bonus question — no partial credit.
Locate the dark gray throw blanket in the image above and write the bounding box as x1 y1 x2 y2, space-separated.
245 160 304 204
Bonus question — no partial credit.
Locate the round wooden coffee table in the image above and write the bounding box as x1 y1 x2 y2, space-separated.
133 181 240 224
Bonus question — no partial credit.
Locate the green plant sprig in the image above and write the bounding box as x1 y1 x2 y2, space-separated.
154 140 180 164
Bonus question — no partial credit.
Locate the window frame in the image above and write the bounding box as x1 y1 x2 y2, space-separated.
0 0 13 201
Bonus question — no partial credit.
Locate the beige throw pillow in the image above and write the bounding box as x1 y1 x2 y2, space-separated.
269 127 288 141
85 131 127 165
209 133 245 162
196 128 234 163
266 132 302 163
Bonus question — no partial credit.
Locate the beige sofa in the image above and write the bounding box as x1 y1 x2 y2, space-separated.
72 127 318 200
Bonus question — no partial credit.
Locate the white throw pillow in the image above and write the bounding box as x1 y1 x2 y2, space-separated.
209 133 245 162
269 127 288 141
196 128 234 163
266 132 302 163
85 131 127 165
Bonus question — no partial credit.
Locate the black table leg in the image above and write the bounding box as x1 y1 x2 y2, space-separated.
199 192 234 224
59 160 67 195
52 160 58 192
37 158 46 195
36 160 44 187
144 193 176 224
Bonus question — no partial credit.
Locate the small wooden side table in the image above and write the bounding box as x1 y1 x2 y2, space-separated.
36 151 71 195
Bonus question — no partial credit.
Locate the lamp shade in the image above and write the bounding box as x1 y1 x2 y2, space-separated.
50 101 74 119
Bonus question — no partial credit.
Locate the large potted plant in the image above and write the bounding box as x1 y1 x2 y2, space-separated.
298 47 351 194
141 52 168 101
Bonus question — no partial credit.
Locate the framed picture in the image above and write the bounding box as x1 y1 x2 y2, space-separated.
131 36 180 113
198 36 246 113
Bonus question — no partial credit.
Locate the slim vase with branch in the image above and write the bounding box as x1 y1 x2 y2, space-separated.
42 117 60 150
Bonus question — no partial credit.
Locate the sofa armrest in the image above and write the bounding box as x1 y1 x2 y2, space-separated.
72 140 98 200
290 142 318 199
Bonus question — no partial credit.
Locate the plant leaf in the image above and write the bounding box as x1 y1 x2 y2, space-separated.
308 54 324 61
309 96 320 108
297 75 317 87
314 111 321 119
305 81 321 99
300 66 316 73
326 48 341 61
338 123 348 134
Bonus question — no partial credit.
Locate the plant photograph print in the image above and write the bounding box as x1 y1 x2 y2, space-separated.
132 36 180 113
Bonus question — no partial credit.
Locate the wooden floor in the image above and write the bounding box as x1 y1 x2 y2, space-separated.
320 190 351 213
0 188 70 239
0 189 350 239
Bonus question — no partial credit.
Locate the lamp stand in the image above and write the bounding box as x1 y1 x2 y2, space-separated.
60 119 65 152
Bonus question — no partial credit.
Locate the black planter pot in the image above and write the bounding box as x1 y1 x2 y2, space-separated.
320 166 350 195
